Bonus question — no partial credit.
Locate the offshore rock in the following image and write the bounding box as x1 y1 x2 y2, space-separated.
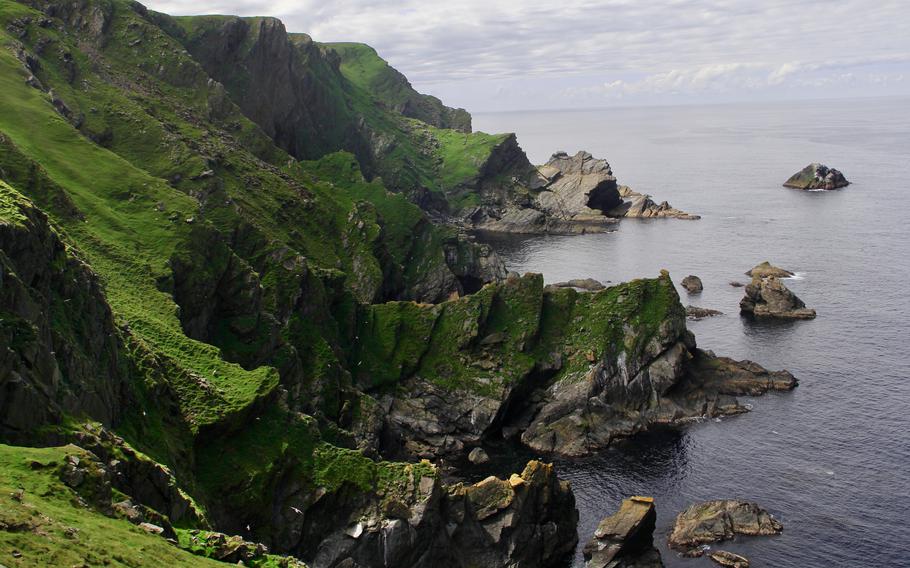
551 278 606 291
583 496 664 568
680 275 703 294
668 500 783 557
710 550 750 568
686 306 723 320
740 276 816 319
783 163 849 190
745 261 793 279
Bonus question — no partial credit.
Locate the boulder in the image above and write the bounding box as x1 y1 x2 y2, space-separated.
745 261 793 279
551 278 606 291
740 276 816 319
710 550 750 567
686 306 722 320
468 447 490 464
583 496 664 568
609 186 700 220
783 163 849 190
668 500 783 557
680 275 703 294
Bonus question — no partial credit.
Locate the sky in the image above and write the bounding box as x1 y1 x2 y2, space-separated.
143 0 910 113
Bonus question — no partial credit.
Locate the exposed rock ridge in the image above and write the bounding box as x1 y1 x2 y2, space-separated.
466 151 698 234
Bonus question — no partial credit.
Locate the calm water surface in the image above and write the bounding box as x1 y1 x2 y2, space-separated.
470 98 910 567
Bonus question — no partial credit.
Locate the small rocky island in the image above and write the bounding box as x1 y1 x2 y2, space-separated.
783 163 850 190
740 264 816 319
668 500 783 558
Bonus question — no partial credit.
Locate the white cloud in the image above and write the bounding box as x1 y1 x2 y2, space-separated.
142 0 910 110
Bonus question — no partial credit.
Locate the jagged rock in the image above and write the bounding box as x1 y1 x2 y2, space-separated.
681 275 703 293
686 306 722 320
609 185 699 220
710 550 750 567
0 182 127 443
668 500 783 557
551 278 606 291
740 276 816 319
783 163 849 190
745 261 793 279
468 447 490 464
292 460 577 568
583 496 664 568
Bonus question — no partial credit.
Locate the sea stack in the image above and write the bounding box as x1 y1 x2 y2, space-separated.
783 163 849 190
583 496 664 567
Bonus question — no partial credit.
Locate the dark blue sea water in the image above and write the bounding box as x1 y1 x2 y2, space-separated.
472 98 910 567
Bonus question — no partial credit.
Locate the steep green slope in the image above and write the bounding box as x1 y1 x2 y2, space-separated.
324 41 471 132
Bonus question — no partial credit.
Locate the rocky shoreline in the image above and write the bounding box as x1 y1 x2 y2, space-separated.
464 151 698 234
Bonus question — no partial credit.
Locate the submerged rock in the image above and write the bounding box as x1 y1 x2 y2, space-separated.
745 261 793 279
783 163 849 190
686 306 723 320
710 550 750 568
583 496 664 568
680 275 703 294
740 276 816 319
668 500 783 557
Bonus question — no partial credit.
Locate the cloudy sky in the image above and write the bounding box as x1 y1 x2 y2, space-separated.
144 0 910 112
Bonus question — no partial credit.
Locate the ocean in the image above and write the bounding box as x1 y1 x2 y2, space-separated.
470 97 910 567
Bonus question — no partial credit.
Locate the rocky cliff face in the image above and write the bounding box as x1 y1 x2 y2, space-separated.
0 181 126 442
347 271 797 460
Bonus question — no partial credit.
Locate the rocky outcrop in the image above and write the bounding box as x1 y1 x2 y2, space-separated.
783 163 849 190
283 459 577 568
745 261 793 279
610 185 699 220
668 500 783 557
740 276 816 319
467 151 697 234
348 271 797 460
583 496 663 568
551 278 606 291
681 275 703 293
710 550 750 567
686 306 723 320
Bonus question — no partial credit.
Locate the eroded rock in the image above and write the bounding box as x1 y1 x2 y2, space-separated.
583 496 663 568
710 550 750 568
740 276 816 319
783 163 849 190
681 275 703 294
745 261 793 279
668 500 783 557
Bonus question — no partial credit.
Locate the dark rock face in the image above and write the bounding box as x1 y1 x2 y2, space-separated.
583 496 664 568
287 460 577 568
668 500 783 557
740 276 816 319
168 16 359 162
783 163 849 190
0 183 126 442
681 275 703 294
